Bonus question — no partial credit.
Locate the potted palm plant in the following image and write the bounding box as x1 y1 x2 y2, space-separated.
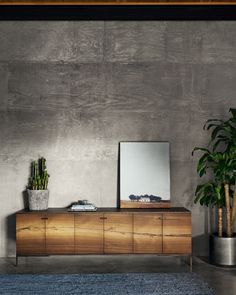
193 108 236 266
27 157 50 211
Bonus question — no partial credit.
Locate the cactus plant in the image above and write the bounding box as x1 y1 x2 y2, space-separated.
28 157 50 190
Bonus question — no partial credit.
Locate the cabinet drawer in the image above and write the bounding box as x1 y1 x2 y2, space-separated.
163 236 192 254
46 214 74 228
133 214 162 253
75 214 103 254
16 214 46 254
134 235 162 253
133 214 162 235
104 213 133 253
163 214 191 236
104 213 132 233
46 214 74 253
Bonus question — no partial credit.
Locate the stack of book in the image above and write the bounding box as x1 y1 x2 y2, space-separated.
69 200 97 211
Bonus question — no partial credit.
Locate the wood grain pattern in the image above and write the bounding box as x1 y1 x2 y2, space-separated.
163 213 191 236
163 236 192 254
163 213 191 254
16 209 192 257
16 213 46 255
1 1 236 6
46 245 75 254
133 214 162 253
104 213 133 253
75 214 104 254
46 214 74 254
121 200 171 209
16 246 46 256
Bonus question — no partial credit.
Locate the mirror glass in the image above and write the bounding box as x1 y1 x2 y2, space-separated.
120 142 170 208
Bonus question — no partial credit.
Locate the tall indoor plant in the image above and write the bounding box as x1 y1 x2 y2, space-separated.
27 157 50 211
193 108 236 266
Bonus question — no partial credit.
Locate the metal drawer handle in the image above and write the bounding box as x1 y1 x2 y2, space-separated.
41 217 48 220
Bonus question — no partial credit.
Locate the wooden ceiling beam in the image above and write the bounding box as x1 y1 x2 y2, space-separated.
1 0 236 6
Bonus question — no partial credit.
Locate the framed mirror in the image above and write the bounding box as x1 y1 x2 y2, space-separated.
120 141 170 208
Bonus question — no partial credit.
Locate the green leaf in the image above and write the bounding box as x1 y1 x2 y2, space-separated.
229 108 236 118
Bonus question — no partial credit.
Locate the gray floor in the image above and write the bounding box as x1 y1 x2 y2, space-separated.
0 255 235 295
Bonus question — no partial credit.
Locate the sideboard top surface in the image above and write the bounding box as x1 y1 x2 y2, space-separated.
16 207 190 214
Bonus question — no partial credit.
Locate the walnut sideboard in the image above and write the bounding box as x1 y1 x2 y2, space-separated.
16 207 192 270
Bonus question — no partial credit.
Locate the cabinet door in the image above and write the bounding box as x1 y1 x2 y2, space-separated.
75 214 103 254
104 213 133 254
163 213 192 254
46 214 74 254
16 213 46 255
133 214 162 253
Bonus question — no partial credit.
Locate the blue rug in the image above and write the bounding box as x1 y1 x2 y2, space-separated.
0 273 214 295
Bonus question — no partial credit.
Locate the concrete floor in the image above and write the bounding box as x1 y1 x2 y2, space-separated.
0 255 235 295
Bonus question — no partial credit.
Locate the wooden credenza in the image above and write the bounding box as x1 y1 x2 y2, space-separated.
16 207 192 268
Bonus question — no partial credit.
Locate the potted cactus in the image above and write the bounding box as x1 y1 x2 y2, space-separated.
27 157 50 211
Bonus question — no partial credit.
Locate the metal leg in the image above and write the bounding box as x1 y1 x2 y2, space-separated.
15 255 18 267
189 255 192 272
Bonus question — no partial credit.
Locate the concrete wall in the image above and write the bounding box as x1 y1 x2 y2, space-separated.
0 21 235 257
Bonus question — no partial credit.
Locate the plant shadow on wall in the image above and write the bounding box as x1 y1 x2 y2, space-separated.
192 108 236 266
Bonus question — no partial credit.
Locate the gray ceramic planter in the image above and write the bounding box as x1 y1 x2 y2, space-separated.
210 233 236 266
28 189 49 211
